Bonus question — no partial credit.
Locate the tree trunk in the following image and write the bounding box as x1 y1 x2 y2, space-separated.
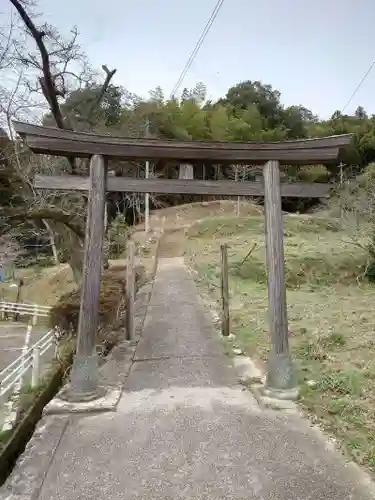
54 222 84 286
69 246 84 285
42 219 59 264
67 233 84 286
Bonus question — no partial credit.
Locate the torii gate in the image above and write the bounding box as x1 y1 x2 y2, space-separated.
13 121 352 402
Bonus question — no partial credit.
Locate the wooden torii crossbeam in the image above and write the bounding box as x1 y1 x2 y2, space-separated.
13 121 350 163
13 121 353 402
34 175 331 198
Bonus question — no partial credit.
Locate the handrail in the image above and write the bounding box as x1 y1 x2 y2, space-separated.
0 302 51 325
0 301 51 312
0 328 57 397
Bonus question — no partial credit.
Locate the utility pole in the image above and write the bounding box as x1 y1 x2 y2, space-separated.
145 119 150 233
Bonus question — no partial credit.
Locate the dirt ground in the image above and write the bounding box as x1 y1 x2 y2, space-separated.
139 199 263 232
157 229 187 257
140 200 262 259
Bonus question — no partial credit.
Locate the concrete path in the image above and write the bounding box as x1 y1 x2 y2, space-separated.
3 258 375 499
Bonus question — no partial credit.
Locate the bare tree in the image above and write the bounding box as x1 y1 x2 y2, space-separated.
2 0 117 282
0 233 21 268
227 164 258 215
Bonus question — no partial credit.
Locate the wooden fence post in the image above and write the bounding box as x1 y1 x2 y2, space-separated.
14 279 24 322
263 160 297 399
126 240 135 341
145 160 150 233
220 243 230 337
67 154 106 401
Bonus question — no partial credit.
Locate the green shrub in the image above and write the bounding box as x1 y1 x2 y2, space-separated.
108 214 128 258
188 216 341 241
315 369 363 396
284 164 330 183
231 251 365 288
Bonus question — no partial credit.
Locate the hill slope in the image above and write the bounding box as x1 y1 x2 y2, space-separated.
185 213 375 473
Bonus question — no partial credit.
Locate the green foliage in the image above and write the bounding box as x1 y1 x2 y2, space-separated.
126 79 375 171
297 334 346 362
190 215 363 289
219 80 283 128
39 77 374 170
315 369 363 396
285 165 330 183
186 209 375 472
107 214 128 258
43 84 124 129
189 216 341 239
7 73 375 265
360 161 375 185
232 251 365 289
34 78 375 187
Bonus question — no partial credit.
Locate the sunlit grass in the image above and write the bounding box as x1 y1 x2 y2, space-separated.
185 214 375 471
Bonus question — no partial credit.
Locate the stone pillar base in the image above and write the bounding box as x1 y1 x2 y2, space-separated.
261 386 299 401
63 353 100 402
265 351 298 400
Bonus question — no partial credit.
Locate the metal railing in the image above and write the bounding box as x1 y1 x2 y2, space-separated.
0 315 58 431
0 301 51 325
0 328 57 398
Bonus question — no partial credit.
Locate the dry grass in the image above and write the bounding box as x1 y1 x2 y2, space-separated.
0 227 162 307
0 200 259 306
139 199 263 232
132 200 263 259
129 230 163 275
49 264 147 353
0 264 77 306
185 214 375 472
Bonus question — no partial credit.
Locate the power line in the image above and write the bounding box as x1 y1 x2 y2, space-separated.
169 0 225 99
342 59 375 113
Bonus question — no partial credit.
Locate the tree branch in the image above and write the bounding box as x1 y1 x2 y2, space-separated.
81 65 117 128
9 2 117 136
4 207 84 239
9 0 81 174
9 0 65 129
92 65 116 113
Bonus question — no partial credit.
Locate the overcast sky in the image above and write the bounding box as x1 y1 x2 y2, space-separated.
3 0 375 119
